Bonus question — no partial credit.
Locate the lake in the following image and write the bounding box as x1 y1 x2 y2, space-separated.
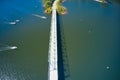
0 0 120 80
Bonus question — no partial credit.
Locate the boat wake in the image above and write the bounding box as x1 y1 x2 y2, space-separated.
0 46 17 52
32 14 47 19
94 0 107 3
5 19 20 25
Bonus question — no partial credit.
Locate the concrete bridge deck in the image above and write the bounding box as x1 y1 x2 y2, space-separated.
48 0 59 80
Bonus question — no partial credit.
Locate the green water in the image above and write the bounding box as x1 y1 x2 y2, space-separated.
0 0 120 80
63 0 120 80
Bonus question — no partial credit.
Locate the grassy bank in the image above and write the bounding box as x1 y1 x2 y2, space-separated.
56 0 67 15
43 0 67 15
43 0 54 14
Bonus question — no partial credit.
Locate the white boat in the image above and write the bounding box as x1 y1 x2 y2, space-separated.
5 19 20 25
15 19 20 22
94 0 107 3
10 46 17 49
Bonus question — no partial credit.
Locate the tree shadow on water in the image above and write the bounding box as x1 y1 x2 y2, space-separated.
57 14 70 80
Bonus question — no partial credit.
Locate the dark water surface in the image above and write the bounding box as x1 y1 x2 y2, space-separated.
0 0 120 80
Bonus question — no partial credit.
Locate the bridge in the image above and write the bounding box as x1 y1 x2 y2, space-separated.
48 0 59 80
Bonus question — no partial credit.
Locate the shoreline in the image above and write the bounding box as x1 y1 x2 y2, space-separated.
43 0 67 15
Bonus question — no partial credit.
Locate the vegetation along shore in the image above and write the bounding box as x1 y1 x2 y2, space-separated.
43 0 67 15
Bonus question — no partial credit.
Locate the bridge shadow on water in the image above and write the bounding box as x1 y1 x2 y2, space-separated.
57 14 70 80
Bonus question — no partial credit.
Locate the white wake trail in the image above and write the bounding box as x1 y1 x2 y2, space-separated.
32 14 47 19
0 46 17 52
